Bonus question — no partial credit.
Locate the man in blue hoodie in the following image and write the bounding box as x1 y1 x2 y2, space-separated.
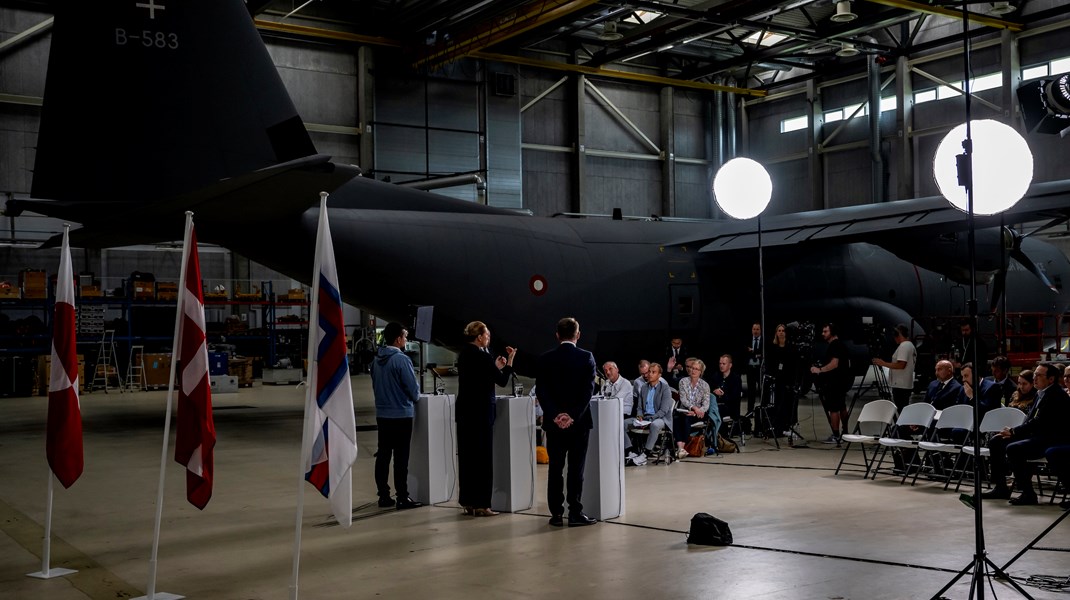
372 322 423 510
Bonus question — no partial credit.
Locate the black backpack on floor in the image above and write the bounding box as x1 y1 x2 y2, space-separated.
687 512 733 546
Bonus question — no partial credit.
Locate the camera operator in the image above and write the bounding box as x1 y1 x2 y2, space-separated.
810 323 851 444
872 324 916 412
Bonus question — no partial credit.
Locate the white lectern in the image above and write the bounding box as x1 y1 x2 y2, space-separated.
581 396 626 520
491 395 536 513
407 393 457 506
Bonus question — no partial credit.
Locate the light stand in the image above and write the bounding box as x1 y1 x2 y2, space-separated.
713 157 772 443
930 6 1034 598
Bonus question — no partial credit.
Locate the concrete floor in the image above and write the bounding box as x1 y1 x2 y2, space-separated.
1 376 1068 600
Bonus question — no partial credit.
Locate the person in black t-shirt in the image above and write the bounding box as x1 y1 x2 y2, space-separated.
810 323 851 444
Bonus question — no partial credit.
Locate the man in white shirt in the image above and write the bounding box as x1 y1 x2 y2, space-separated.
872 324 916 411
631 360 650 417
601 361 633 418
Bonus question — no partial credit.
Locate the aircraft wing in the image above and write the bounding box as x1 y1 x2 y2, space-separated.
696 179 1070 252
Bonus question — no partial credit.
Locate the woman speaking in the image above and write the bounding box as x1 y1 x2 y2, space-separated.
456 321 516 516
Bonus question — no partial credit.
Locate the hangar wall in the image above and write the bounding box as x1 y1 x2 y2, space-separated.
1 6 1070 286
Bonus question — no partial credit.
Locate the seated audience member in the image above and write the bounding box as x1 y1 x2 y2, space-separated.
674 358 713 459
1044 444 1070 509
981 363 1070 506
708 354 743 426
959 362 1002 420
631 360 651 417
665 338 688 387
924 359 962 410
601 361 633 417
985 356 1016 407
1008 369 1036 412
1063 364 1070 391
624 363 674 458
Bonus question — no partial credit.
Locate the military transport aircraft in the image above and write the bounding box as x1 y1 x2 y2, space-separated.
10 0 1070 375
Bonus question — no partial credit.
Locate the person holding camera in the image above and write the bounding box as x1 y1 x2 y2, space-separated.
872 324 917 412
811 323 851 444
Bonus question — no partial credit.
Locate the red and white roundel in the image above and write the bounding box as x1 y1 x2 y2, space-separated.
529 275 548 296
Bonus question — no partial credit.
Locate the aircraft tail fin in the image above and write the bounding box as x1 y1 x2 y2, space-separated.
31 0 316 205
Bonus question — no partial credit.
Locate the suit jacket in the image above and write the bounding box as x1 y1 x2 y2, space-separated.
924 378 963 410
665 345 689 378
959 378 1002 418
536 342 596 431
636 379 675 432
984 376 1017 407
1013 384 1070 445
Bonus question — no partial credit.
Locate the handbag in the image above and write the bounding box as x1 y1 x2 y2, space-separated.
684 434 706 457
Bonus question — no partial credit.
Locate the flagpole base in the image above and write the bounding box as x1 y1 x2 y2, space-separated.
27 567 77 579
131 593 184 600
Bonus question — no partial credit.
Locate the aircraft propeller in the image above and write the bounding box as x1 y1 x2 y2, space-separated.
990 221 1065 308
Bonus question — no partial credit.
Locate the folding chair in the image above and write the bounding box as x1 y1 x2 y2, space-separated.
955 407 1027 492
909 404 973 487
834 399 897 477
869 402 937 481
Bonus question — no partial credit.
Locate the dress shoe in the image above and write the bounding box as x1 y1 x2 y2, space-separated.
377 496 394 508
395 497 423 510
548 515 564 527
980 487 1011 500
473 508 499 517
1008 494 1039 506
567 513 597 526
1059 499 1069 510
461 506 474 516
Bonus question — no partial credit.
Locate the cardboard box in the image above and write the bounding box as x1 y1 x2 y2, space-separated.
284 288 306 301
36 354 86 395
156 282 178 301
139 353 173 388
132 280 155 300
0 286 20 299
228 357 254 387
79 285 104 298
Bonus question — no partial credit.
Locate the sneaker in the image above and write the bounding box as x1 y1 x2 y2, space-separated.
822 435 840 445
626 451 638 460
676 448 689 460
705 447 716 456
632 454 648 466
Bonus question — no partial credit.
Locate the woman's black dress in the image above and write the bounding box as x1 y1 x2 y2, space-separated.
456 344 513 508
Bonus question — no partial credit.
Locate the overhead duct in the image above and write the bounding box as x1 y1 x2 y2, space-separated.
831 1 858 23
836 42 860 57
598 20 623 41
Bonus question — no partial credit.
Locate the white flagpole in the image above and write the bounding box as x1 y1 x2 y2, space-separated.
136 213 193 600
289 192 329 600
28 224 78 581
27 474 76 579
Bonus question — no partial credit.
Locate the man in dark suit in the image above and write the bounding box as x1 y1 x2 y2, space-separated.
536 317 597 527
664 337 688 388
959 362 1002 421
923 359 963 410
984 356 1017 407
981 363 1070 505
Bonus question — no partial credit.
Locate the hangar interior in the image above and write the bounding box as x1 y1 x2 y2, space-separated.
1 1 1070 599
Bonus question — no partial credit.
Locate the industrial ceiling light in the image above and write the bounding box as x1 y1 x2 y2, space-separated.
831 1 858 23
835 42 860 57
933 119 1033 215
987 1 1016 15
598 20 624 41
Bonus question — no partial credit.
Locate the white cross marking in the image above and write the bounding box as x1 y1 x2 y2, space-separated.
135 0 165 20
